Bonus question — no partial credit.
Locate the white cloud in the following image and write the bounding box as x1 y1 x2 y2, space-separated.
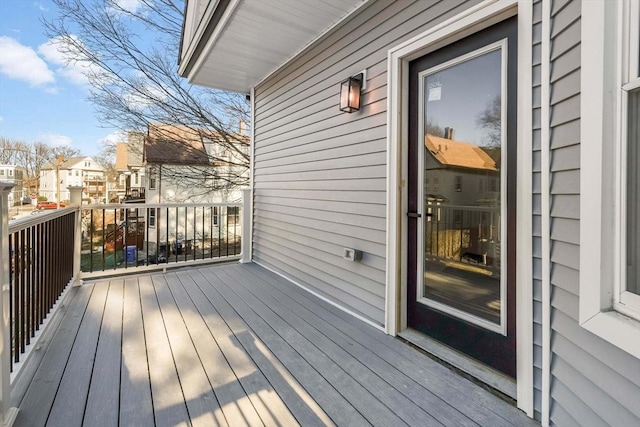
115 0 144 14
39 133 73 147
0 36 55 86
98 130 126 146
33 2 49 12
38 36 98 88
125 82 173 112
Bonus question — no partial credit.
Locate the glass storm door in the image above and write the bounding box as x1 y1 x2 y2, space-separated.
407 17 517 378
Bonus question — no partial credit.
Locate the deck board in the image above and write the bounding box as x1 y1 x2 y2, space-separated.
210 267 428 427
138 274 191 427
237 263 528 427
83 279 124 427
229 264 469 426
45 282 108 427
119 277 154 427
164 272 265 427
14 285 92 427
189 268 367 426
14 263 537 427
152 273 227 427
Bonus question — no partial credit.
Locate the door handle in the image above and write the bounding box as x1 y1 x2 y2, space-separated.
407 212 421 218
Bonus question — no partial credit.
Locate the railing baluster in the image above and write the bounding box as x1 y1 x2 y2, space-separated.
201 206 205 261
25 227 31 345
210 207 213 259
9 233 15 367
146 208 149 266
30 225 36 337
13 231 20 363
184 206 187 263
37 223 44 328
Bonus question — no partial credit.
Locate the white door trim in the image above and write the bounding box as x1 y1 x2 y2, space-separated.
384 0 533 416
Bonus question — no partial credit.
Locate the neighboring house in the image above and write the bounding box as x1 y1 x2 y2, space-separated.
0 164 27 205
143 123 247 254
424 133 500 206
144 123 248 204
179 0 640 426
39 157 105 203
114 124 249 204
114 123 248 258
115 132 146 203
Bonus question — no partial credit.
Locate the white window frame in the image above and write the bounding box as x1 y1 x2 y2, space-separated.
580 0 640 358
415 40 508 336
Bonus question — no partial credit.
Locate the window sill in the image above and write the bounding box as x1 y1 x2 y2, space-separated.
580 310 640 358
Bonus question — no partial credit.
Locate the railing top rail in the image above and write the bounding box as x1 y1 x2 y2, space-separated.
81 202 242 210
8 205 79 234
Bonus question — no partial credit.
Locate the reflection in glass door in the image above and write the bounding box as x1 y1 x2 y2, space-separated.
418 41 507 334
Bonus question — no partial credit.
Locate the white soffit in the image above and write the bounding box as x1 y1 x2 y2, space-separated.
186 0 364 93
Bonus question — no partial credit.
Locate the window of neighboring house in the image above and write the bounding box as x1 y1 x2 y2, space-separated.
149 168 156 190
226 206 239 226
490 178 497 192
213 206 219 226
148 208 156 228
76 170 79 176
0 170 4 176
134 172 139 185
455 176 462 192
580 0 640 357
8 169 13 177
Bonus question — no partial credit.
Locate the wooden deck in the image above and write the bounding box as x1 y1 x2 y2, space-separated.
12 263 537 426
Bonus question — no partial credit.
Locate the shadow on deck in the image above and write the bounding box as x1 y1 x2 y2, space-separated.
12 263 537 426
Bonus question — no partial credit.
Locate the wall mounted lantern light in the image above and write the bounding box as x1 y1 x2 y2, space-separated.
339 72 364 113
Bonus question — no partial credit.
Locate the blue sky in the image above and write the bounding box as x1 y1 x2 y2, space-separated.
0 0 123 157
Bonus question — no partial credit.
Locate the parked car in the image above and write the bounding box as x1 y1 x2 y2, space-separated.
36 201 67 210
22 197 32 205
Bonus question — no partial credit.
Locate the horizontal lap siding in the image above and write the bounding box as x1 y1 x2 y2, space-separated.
548 1 640 425
253 0 478 325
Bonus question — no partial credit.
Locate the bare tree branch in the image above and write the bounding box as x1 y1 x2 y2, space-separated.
43 0 250 191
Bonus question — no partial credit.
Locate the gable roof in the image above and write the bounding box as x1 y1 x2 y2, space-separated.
425 135 498 172
144 124 211 165
41 156 103 171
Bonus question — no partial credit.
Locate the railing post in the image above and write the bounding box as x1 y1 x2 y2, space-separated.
240 188 252 263
0 182 18 426
68 186 83 283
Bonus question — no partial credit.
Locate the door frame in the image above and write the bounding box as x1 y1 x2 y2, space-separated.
384 0 533 416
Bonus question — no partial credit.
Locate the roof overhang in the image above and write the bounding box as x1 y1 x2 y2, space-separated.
178 0 367 93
